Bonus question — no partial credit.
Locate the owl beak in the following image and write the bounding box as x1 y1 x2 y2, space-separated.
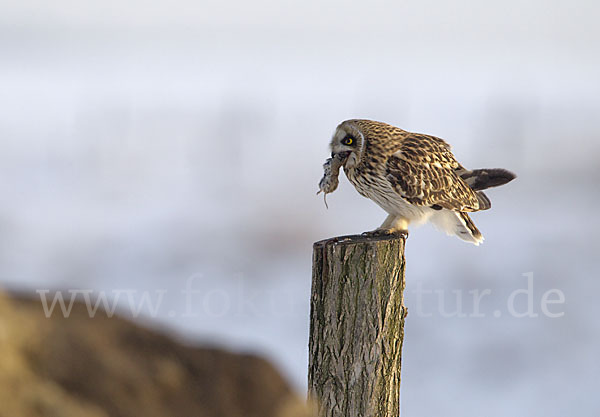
332 150 351 161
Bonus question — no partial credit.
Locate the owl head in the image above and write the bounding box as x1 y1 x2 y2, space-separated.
329 120 365 169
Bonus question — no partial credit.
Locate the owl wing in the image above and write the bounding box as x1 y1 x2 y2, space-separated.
385 133 482 212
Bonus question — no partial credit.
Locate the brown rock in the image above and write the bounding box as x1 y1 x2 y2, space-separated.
0 291 312 417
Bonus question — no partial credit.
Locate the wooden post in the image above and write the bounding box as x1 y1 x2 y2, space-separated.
308 234 407 417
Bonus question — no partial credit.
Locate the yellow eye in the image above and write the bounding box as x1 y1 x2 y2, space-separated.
342 136 353 146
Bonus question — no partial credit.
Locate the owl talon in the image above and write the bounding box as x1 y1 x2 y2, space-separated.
361 229 408 238
362 229 409 238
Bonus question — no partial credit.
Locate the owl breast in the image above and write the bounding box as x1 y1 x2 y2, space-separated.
344 165 432 223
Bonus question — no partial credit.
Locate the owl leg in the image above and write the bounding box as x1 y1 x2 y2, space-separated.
362 215 409 237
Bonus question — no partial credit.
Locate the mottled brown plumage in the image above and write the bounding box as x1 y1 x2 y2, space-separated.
320 119 516 245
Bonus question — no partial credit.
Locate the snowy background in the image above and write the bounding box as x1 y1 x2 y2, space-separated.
1 1 599 416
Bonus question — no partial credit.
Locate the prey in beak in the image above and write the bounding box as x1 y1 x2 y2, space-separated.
318 151 349 208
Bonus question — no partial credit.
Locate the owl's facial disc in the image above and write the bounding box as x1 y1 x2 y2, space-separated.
330 125 360 168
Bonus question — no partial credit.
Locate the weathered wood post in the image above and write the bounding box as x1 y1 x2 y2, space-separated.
308 234 407 417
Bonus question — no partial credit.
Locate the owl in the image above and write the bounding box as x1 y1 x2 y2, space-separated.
319 119 516 245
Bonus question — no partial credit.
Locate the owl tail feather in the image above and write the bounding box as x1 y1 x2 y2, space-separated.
429 210 484 246
461 168 516 191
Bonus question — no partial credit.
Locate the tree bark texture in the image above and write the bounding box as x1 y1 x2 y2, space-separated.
308 234 407 417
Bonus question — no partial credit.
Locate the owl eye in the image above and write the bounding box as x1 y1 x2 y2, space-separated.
342 136 354 146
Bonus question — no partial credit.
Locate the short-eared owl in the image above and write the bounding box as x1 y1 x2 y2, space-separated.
318 119 515 245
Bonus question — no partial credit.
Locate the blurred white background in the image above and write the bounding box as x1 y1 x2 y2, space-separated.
1 1 599 415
